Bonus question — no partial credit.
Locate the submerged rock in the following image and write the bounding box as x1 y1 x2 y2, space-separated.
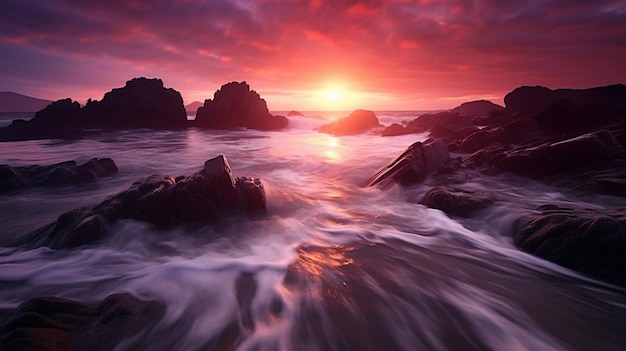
417 186 497 217
0 158 118 193
0 293 164 351
367 139 449 187
317 110 381 136
194 81 288 130
20 155 266 249
514 205 626 287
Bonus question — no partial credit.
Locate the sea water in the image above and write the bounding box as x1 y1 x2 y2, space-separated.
1 111 625 350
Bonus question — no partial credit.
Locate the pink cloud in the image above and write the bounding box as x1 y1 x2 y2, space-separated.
0 0 624 110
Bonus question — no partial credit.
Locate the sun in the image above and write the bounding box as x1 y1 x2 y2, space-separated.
326 91 341 101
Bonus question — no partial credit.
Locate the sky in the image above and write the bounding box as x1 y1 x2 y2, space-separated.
0 0 625 111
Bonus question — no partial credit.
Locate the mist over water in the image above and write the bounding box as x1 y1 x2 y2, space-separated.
1 112 626 350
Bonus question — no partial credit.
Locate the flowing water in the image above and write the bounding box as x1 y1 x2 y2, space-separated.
1 112 626 350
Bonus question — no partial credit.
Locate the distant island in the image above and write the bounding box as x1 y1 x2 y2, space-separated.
0 91 52 112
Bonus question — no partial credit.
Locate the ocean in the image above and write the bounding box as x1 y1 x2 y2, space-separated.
1 111 625 350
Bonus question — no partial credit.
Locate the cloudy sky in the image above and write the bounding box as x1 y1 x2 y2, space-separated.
1 0 625 110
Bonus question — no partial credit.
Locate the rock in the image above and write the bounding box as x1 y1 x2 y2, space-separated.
514 205 626 287
317 110 381 136
450 100 504 117
0 78 188 141
0 293 164 351
83 77 188 129
0 99 87 141
194 81 288 130
287 111 304 117
367 139 450 187
416 186 496 217
381 111 479 145
0 158 118 193
504 84 626 116
494 130 626 178
19 155 267 249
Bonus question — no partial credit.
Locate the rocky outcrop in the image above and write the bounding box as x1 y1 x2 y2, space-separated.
19 155 266 249
416 186 496 217
0 78 188 141
0 98 87 141
83 77 188 129
317 110 381 136
450 100 504 117
0 158 118 193
0 293 164 351
367 139 449 187
514 205 626 287
194 81 287 130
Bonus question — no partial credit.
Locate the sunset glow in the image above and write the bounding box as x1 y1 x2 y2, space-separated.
0 1 624 110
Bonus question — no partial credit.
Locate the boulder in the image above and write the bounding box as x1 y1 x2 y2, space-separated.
0 293 164 351
416 186 496 217
20 155 266 249
0 158 118 193
194 81 288 130
317 110 381 136
367 139 450 187
287 111 304 117
381 111 479 145
514 205 626 287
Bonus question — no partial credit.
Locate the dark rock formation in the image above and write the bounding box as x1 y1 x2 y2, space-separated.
0 293 164 351
0 158 118 193
0 99 87 141
19 155 266 249
417 186 496 217
367 139 449 187
0 78 188 141
381 101 502 141
317 110 381 136
83 77 187 129
287 111 304 117
185 101 204 114
450 100 504 117
194 82 287 130
514 205 626 287
504 84 626 116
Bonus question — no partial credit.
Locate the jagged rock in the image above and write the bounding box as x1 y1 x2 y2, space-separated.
0 293 164 351
514 205 626 287
0 78 188 141
317 110 381 136
0 158 118 193
416 186 496 217
194 81 287 130
19 155 266 249
367 139 449 187
83 77 188 129
0 99 87 141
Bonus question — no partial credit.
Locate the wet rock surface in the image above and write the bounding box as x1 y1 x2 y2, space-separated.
367 139 449 187
194 81 288 130
0 158 118 193
0 293 164 351
416 186 497 218
514 205 626 287
18 155 266 249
